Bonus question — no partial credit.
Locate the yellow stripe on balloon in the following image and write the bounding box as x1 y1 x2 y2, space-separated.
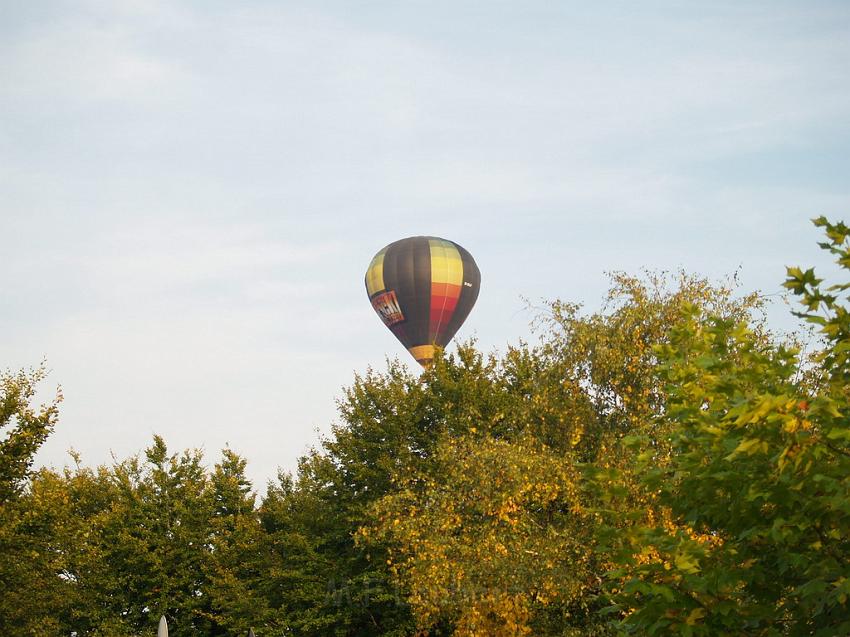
365 248 386 297
429 239 463 286
408 344 436 365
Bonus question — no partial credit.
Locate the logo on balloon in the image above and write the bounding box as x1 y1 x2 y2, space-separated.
371 290 405 327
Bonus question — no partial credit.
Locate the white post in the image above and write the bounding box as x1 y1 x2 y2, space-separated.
157 615 168 637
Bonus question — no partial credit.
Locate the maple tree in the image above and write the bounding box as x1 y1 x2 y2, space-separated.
597 218 850 635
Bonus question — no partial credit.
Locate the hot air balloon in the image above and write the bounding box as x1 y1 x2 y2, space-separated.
365 236 481 367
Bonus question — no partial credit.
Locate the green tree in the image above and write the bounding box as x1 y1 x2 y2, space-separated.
11 437 267 636
600 218 850 635
258 429 420 636
203 448 282 635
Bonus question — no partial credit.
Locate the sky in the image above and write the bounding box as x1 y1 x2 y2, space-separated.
2 0 849 490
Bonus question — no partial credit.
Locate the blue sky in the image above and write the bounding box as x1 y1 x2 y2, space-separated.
2 0 849 488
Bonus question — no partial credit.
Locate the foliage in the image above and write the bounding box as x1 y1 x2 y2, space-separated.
0 363 61 501
0 365 63 635
364 434 596 636
358 271 763 636
600 218 850 636
1 436 261 636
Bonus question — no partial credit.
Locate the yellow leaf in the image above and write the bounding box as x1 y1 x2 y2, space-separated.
685 608 705 625
674 553 700 574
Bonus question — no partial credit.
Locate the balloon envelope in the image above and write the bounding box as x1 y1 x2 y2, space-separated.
365 236 481 366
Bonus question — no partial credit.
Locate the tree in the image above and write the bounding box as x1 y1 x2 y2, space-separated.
600 218 850 635
258 411 421 636
0 363 61 501
0 365 63 635
203 449 283 635
364 434 599 637
356 272 764 636
4 436 270 636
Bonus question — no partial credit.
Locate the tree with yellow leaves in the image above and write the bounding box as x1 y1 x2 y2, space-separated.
357 271 764 635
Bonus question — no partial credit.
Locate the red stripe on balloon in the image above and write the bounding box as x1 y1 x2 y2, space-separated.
429 283 462 343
